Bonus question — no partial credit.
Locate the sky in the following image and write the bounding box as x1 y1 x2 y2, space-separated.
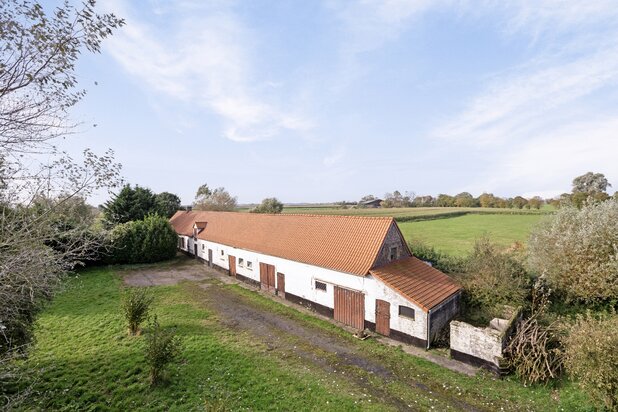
63 0 618 205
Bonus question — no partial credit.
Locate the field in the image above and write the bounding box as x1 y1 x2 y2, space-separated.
399 214 546 256
280 207 550 256
13 258 591 411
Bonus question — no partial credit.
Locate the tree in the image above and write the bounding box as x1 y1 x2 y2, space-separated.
436 194 455 207
528 199 618 302
478 193 498 208
154 192 181 218
454 192 475 207
527 196 544 210
572 172 611 194
0 2 123 405
193 185 237 211
412 195 434 207
0 0 124 153
251 197 283 214
512 196 528 209
101 184 156 225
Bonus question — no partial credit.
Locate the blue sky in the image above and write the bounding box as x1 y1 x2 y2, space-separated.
65 0 618 205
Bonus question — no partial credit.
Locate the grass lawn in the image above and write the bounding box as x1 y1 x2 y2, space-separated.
12 262 592 411
399 214 546 256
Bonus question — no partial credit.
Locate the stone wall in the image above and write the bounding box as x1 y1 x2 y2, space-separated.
449 307 520 374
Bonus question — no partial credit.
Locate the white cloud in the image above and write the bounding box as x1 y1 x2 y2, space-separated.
104 1 312 142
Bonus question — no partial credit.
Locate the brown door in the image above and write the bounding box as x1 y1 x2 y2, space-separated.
259 263 276 293
228 255 236 277
277 272 285 298
334 286 365 330
208 249 213 267
375 299 391 336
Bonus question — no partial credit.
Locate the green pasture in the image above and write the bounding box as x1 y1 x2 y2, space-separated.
12 263 590 411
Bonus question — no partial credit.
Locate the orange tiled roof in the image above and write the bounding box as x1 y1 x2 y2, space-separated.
370 256 461 312
170 210 395 276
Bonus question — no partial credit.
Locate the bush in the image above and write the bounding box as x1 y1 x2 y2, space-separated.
145 315 182 385
563 311 618 411
459 237 530 311
407 241 466 273
122 288 153 335
528 199 618 303
109 214 178 264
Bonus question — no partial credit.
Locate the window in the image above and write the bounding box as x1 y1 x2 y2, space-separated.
399 305 415 320
202 244 205 250
389 246 398 261
238 258 244 267
220 249 225 260
315 281 327 292
246 261 253 270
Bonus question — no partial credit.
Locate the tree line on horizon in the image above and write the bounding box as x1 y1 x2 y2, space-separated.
354 172 614 210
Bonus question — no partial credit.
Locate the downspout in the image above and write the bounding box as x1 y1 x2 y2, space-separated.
426 308 432 350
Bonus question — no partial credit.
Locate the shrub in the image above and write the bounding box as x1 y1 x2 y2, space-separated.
459 237 530 311
145 315 182 385
122 288 153 335
407 241 466 273
109 214 177 264
528 199 618 303
563 311 618 411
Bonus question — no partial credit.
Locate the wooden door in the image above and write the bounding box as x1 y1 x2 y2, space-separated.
259 263 276 293
334 286 365 330
208 249 213 267
276 272 285 298
228 255 236 277
375 299 391 336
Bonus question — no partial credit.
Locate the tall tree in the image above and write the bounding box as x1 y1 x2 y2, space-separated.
0 1 123 405
572 172 611 194
154 192 181 218
454 192 475 207
193 185 237 211
101 184 156 225
251 197 283 214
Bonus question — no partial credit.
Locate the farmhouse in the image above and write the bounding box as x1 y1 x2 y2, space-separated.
170 210 461 348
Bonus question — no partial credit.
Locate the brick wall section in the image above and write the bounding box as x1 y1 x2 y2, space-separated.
372 222 411 268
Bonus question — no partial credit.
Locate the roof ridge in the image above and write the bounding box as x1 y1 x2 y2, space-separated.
277 213 394 220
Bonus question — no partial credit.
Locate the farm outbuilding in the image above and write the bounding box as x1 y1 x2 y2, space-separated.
170 210 461 348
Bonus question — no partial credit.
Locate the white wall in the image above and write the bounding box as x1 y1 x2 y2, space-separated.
187 237 428 342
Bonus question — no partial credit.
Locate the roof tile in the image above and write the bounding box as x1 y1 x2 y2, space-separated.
370 256 461 312
170 210 394 276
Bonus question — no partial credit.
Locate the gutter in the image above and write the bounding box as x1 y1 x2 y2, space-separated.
426 308 431 349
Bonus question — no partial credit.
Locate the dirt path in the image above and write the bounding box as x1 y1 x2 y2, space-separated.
123 259 481 411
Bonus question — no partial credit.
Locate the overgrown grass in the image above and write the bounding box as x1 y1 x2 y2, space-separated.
399 214 546 256
12 264 593 411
